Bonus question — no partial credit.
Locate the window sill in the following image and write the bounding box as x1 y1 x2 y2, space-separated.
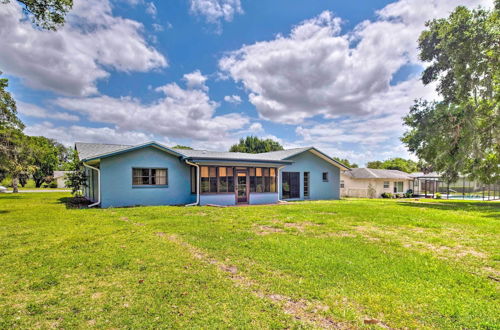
132 185 169 189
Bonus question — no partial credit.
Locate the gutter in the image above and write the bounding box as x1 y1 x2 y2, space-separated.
184 160 200 206
83 162 100 208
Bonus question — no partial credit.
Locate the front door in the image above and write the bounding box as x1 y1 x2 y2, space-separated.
236 170 248 203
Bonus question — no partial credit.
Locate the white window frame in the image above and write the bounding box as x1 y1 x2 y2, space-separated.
383 181 390 189
393 181 404 193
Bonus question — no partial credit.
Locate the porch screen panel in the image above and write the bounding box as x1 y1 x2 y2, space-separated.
282 172 300 199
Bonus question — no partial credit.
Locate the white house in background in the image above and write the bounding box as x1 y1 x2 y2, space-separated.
53 171 70 188
341 168 414 198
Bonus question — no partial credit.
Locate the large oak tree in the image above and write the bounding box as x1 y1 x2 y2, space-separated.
402 1 499 183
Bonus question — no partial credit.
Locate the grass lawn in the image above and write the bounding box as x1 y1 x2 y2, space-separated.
0 193 498 328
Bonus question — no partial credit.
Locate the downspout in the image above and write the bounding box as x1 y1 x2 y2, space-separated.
184 160 200 206
277 165 286 203
83 162 100 208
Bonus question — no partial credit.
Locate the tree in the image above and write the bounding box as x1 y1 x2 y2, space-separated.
366 158 418 173
402 3 499 183
64 148 86 196
172 145 193 150
333 157 358 168
0 129 35 193
229 136 284 153
0 73 24 131
366 160 383 169
2 0 73 30
28 136 61 187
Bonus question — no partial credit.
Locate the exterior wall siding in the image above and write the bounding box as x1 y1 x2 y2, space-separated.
340 174 413 198
280 151 340 201
249 192 279 205
200 194 236 206
99 147 193 208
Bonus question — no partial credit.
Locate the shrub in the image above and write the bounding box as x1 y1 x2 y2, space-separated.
49 181 58 188
435 192 442 199
381 192 393 198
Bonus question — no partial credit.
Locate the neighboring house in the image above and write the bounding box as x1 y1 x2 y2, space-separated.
341 168 413 198
75 142 349 208
53 171 71 188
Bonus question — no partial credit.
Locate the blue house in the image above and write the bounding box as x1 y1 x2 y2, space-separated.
76 142 349 208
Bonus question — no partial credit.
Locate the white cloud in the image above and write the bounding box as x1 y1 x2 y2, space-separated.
146 2 157 18
183 70 208 90
219 1 489 124
152 23 164 32
190 0 243 31
224 94 242 104
25 122 158 147
17 102 79 122
52 72 250 141
0 0 166 96
248 122 263 133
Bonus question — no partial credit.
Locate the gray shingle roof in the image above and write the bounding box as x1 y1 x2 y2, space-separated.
75 142 346 168
410 172 441 178
75 142 132 161
345 168 413 180
173 147 311 162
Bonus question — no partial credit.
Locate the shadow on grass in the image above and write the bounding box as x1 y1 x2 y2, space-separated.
397 201 500 218
0 210 10 214
0 195 22 199
57 197 93 209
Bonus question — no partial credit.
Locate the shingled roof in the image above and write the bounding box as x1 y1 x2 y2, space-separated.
75 142 348 169
344 168 413 180
75 142 132 160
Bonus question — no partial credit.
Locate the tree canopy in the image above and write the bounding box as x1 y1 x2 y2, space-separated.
366 158 418 173
229 136 284 153
333 157 358 168
402 2 499 183
3 0 73 30
0 73 23 131
172 145 193 150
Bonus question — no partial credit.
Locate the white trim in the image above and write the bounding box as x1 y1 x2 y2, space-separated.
184 160 200 206
277 165 287 202
307 149 349 170
83 162 100 208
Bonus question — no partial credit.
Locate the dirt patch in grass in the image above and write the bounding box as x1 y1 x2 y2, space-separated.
318 232 357 238
254 225 284 235
283 221 321 232
119 217 130 222
162 233 348 329
354 225 488 260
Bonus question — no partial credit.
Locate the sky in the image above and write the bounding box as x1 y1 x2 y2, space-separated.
0 0 492 166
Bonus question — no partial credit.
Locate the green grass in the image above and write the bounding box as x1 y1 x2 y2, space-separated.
0 194 498 328
1 179 66 190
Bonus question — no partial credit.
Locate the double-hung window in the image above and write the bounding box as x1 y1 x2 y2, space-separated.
132 168 167 186
383 181 390 189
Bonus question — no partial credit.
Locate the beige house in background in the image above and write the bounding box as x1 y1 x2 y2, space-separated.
341 168 413 198
53 171 70 188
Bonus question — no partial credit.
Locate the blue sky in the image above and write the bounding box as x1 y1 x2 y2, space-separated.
0 0 490 166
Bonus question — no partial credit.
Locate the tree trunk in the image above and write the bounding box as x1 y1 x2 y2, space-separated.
12 176 19 193
34 177 43 188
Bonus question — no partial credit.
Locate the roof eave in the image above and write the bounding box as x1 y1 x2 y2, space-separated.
183 157 293 165
283 147 350 170
81 141 184 162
